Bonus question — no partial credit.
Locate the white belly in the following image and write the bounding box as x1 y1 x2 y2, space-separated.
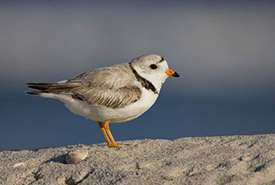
42 88 158 123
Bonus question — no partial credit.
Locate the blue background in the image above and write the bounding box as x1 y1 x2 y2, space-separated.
1 0 275 151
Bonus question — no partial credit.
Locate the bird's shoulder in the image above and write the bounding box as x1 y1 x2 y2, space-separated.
72 63 136 89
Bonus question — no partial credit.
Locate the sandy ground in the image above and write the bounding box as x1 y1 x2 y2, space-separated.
1 134 275 185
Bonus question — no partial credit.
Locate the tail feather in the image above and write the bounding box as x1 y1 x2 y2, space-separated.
27 83 60 90
25 91 42 95
26 82 80 95
27 83 51 91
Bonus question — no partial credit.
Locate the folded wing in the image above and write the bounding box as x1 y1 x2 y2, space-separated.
26 63 142 109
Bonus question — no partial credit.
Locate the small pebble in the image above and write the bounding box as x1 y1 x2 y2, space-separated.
65 148 88 164
12 162 25 167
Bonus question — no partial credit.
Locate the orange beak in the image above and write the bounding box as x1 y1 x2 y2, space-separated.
165 69 180 77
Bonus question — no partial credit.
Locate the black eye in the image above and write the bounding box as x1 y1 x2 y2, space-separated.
150 64 158 69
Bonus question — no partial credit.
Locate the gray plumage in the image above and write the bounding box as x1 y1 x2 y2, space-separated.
26 63 142 109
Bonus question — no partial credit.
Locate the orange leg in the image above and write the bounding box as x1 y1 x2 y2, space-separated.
98 121 119 148
104 120 119 148
98 121 112 147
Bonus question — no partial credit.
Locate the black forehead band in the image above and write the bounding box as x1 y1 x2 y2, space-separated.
157 57 165 63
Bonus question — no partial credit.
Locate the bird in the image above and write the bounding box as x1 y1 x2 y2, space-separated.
26 54 180 148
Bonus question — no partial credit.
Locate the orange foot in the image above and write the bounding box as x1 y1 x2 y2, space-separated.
98 120 120 148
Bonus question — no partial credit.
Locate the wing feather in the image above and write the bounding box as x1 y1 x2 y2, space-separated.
27 63 142 109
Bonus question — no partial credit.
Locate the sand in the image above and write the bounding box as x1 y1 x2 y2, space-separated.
1 134 275 185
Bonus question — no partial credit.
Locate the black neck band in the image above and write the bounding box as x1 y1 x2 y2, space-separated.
129 63 158 94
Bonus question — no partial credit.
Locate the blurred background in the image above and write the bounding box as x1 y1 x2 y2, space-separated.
1 0 275 151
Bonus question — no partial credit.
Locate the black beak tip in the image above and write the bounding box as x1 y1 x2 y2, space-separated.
172 72 180 77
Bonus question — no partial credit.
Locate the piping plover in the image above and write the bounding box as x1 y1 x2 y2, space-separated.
26 54 179 148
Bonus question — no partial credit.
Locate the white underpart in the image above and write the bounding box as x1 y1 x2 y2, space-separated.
40 81 158 123
39 54 172 123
